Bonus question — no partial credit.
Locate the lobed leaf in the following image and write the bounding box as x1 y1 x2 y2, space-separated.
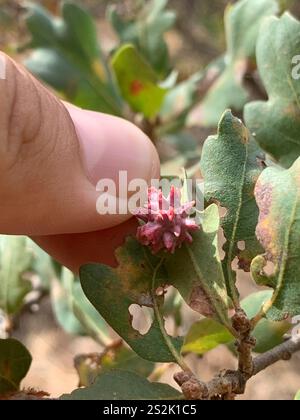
80 237 182 363
200 111 265 304
193 0 278 126
245 13 300 168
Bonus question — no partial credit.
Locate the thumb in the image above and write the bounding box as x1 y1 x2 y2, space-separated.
0 53 160 235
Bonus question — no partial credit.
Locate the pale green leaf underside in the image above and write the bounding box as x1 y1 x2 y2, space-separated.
182 318 233 355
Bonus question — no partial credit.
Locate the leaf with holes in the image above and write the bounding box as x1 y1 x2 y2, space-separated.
60 370 181 400
200 111 265 304
165 204 232 332
245 13 300 168
251 157 300 320
0 339 32 395
112 44 168 119
80 237 182 363
192 0 278 126
0 236 33 315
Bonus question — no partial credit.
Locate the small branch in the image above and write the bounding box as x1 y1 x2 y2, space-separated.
253 335 300 376
175 335 300 400
232 309 256 378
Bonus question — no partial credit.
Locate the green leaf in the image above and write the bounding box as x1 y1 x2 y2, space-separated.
80 237 182 363
165 204 232 331
60 369 181 400
0 236 33 315
24 3 122 114
251 157 300 320
75 345 155 387
244 13 300 168
0 339 32 395
51 269 85 336
72 283 110 345
28 240 55 290
196 0 278 126
112 44 167 119
183 291 290 356
182 319 234 355
108 0 176 77
52 267 109 343
200 111 265 304
295 390 300 400
61 2 104 64
241 291 290 353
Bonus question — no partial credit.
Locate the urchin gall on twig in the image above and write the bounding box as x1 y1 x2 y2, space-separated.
134 186 199 254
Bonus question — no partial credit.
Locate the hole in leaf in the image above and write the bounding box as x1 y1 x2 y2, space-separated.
238 241 246 251
263 261 276 276
156 286 166 297
256 156 267 170
219 205 228 218
163 286 201 337
129 304 153 335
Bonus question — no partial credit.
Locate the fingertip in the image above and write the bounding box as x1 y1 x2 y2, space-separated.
65 104 160 187
32 217 139 273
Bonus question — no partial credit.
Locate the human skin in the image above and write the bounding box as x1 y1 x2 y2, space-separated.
0 52 160 272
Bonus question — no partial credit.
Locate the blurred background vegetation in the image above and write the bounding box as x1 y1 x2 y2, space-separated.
1 0 300 400
2 0 298 76
1 0 229 73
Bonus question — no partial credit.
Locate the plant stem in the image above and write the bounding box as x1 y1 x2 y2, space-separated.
151 258 192 374
253 334 300 375
250 307 266 329
175 334 300 400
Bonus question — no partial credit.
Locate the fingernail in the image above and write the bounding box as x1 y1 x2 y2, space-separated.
65 105 160 186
